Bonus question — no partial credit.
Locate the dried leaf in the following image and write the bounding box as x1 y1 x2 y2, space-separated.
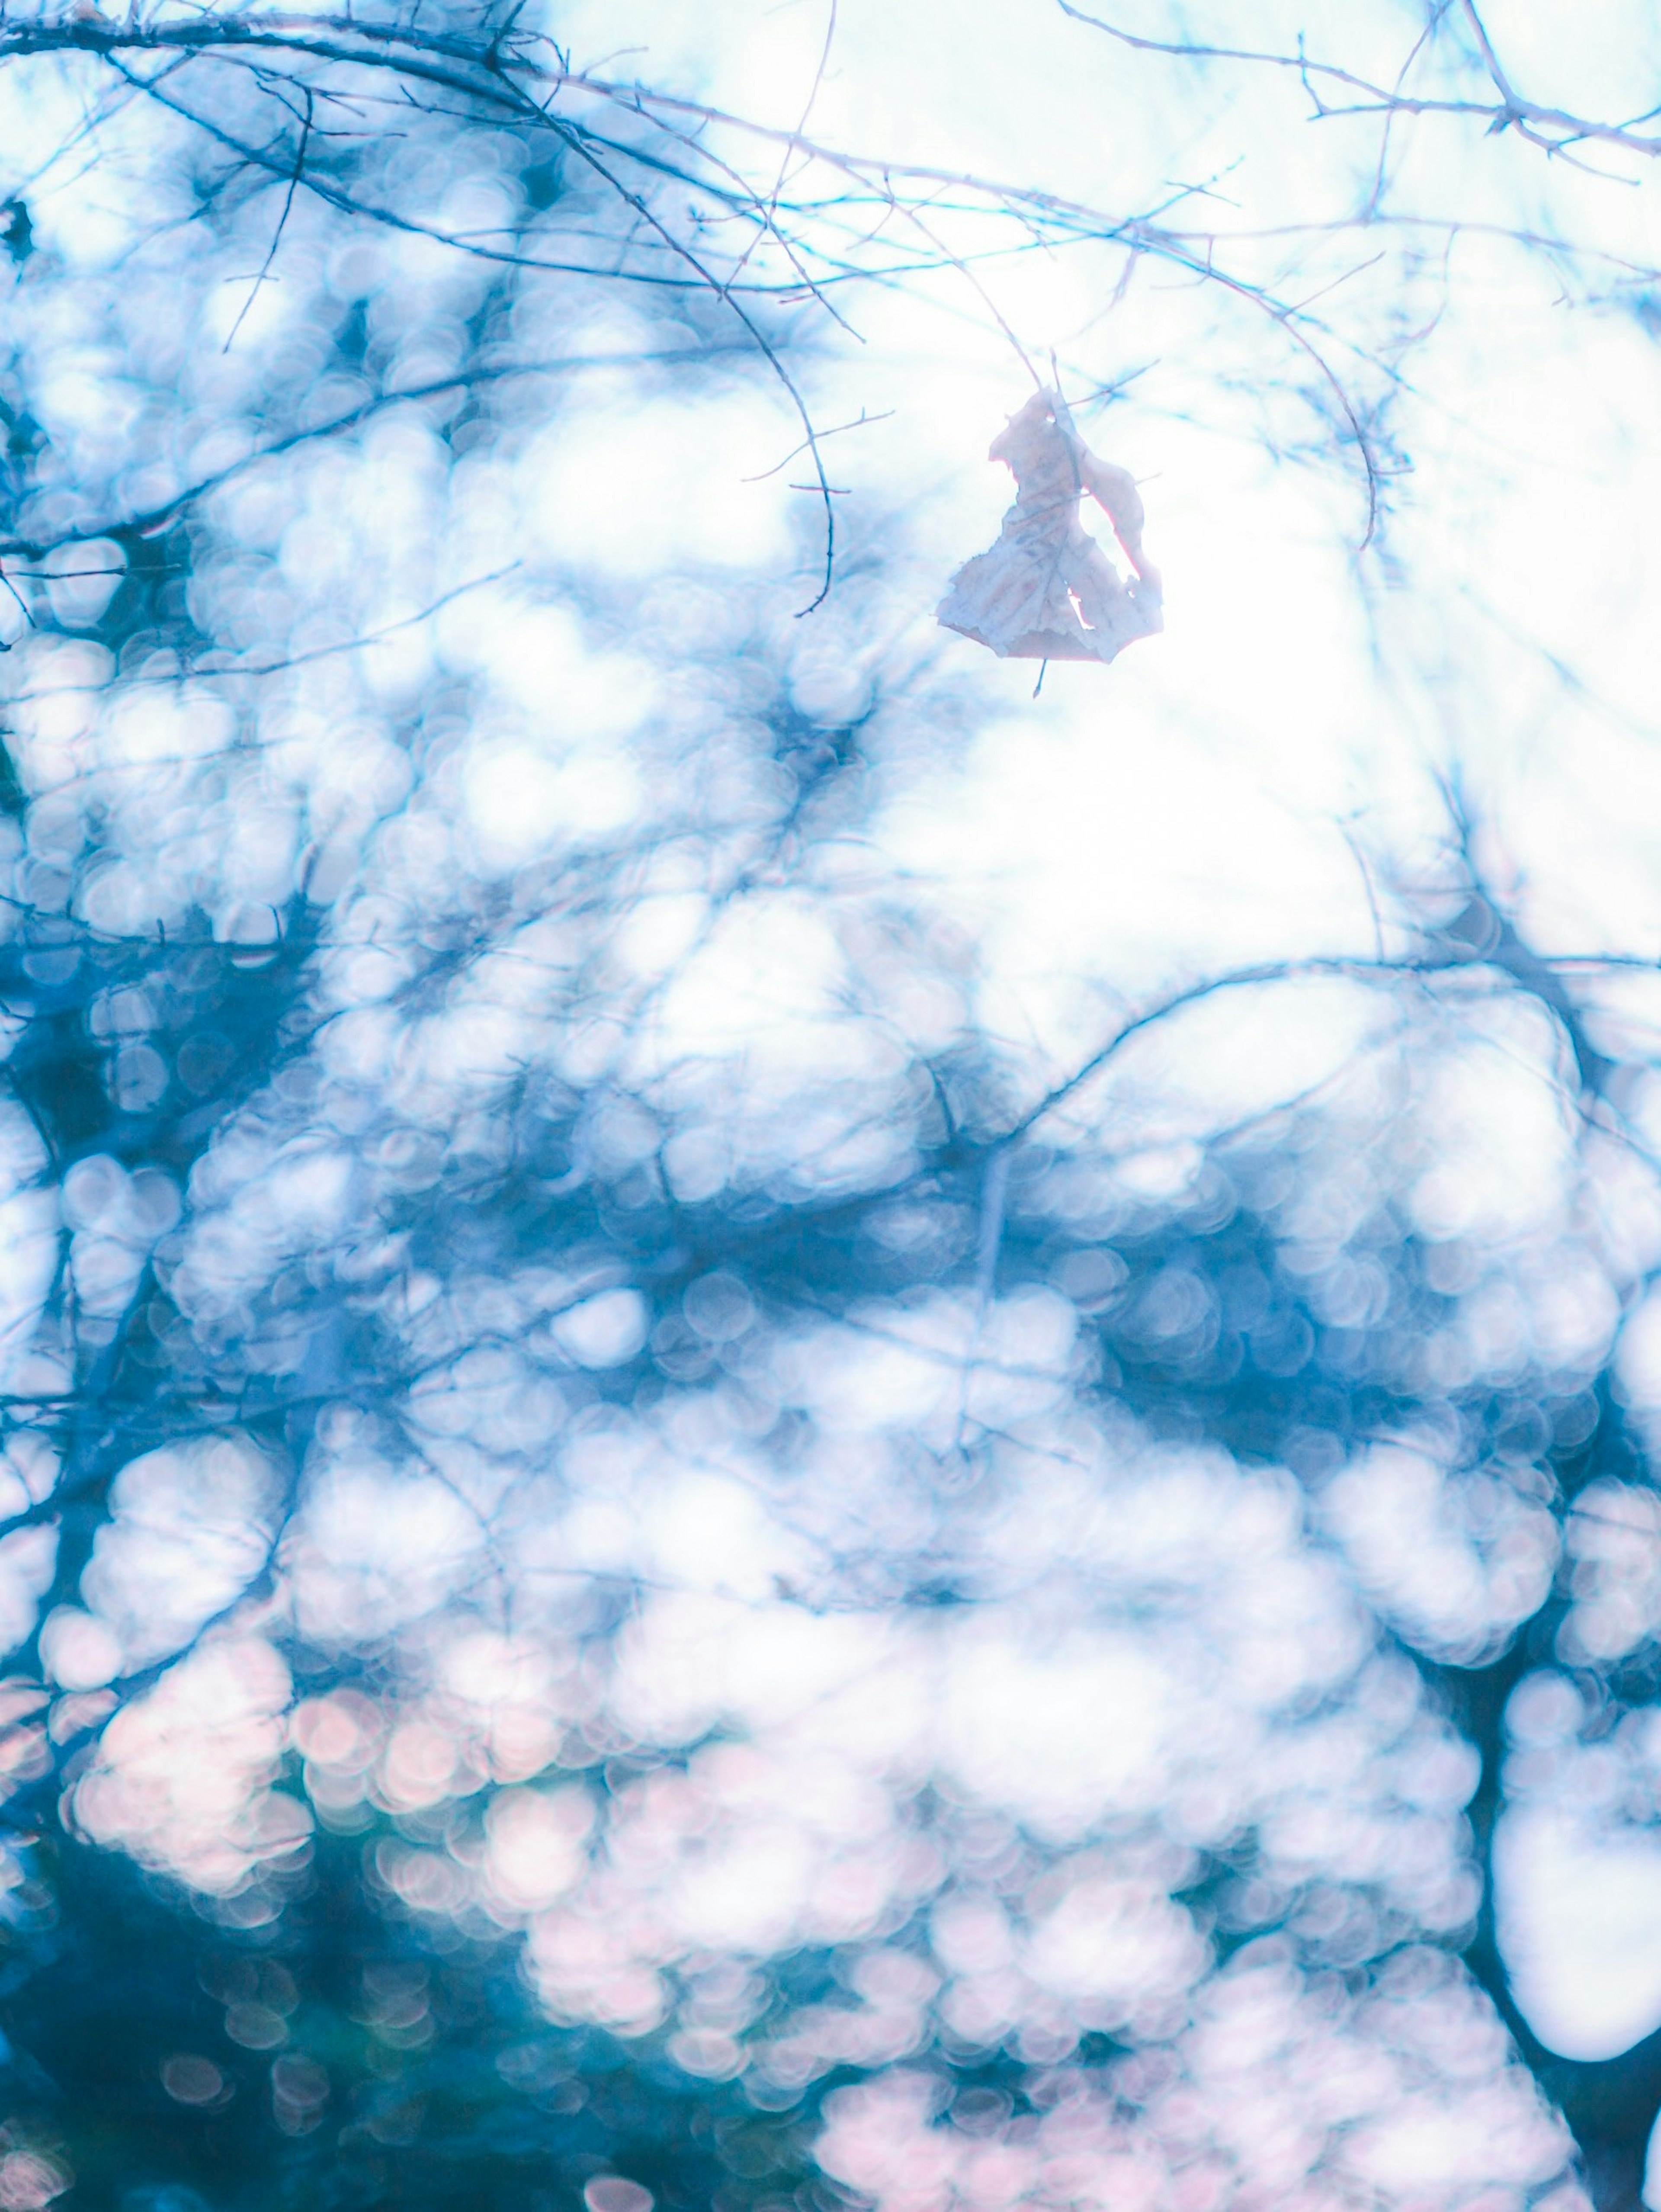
937 390 1162 664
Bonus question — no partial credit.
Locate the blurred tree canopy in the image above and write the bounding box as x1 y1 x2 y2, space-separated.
2 6 1661 2212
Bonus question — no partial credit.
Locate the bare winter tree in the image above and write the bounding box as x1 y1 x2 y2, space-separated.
1 6 1660 2212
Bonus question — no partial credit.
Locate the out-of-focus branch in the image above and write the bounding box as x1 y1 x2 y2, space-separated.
1056 0 1661 167
0 347 745 571
0 10 1408 555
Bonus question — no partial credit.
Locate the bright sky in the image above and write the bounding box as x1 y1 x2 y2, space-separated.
539 0 1661 999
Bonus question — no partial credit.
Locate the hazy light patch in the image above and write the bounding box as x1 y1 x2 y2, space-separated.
551 1287 649 1369
39 1607 123 1692
464 740 643 871
1023 1860 1207 2030
654 1049 918 1201
879 701 1376 1034
171 1142 355 1323
4 641 110 786
285 1465 487 1643
484 1785 595 1915
1559 1483 1661 1666
1616 1292 1661 1439
818 1950 1569 2212
62 1155 179 1321
0 1436 58 1528
71 1637 308 1895
1497 1807 1661 2061
1032 976 1393 1155
80 1437 281 1671
1409 1028 1578 1245
1324 1442 1558 1666
443 594 656 732
0 1180 58 1385
41 538 125 630
524 391 796 578
100 684 235 773
939 1630 1174 1838
654 895 850 1055
523 1732 926 2036
0 1527 59 1661
436 1630 573 1782
639 1472 803 1599
608 1594 898 1750
403 995 551 1095
778 1289 1077 1443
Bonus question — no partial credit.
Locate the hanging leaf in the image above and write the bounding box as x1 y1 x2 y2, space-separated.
937 389 1162 663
